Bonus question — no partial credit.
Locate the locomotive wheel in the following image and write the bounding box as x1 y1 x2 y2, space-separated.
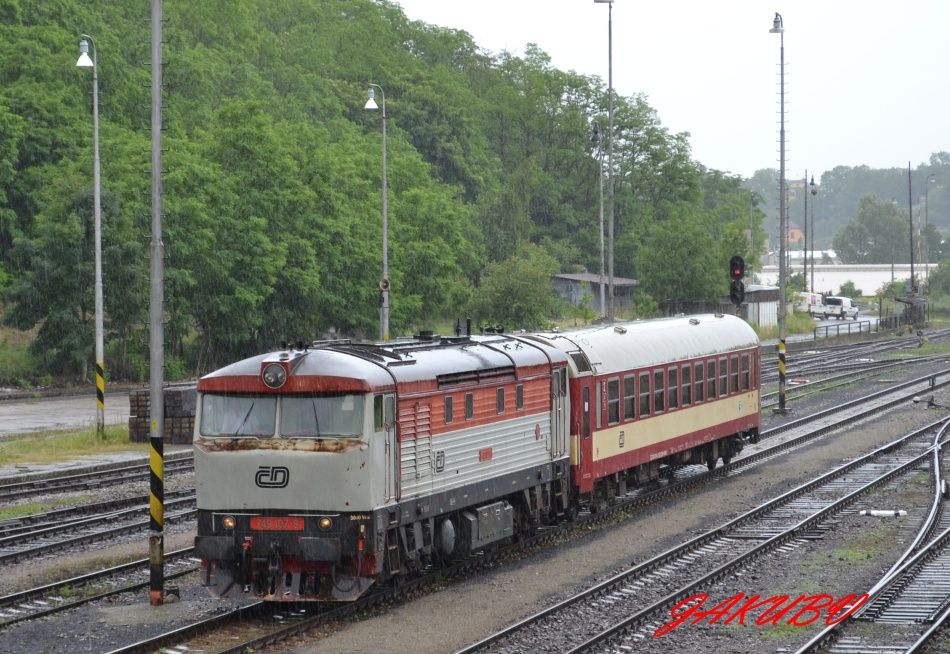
722 453 732 466
706 454 716 471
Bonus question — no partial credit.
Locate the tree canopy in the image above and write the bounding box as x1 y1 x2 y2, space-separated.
0 0 772 379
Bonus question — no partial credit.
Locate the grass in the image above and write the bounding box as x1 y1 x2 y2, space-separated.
0 495 98 521
0 424 144 467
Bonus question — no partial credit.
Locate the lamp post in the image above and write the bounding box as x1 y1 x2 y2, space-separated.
809 175 817 292
592 123 606 316
925 173 936 287
803 169 808 291
770 12 788 413
594 0 614 321
76 35 105 438
908 162 915 295
365 84 389 341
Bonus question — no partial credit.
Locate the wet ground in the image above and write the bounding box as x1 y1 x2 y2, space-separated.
0 393 131 437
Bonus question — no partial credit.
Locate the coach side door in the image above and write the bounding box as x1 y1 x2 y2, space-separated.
550 367 568 457
375 394 398 502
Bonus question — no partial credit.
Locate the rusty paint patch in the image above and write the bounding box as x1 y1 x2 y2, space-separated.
195 437 368 453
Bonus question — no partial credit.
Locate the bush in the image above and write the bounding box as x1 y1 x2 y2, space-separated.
0 339 36 387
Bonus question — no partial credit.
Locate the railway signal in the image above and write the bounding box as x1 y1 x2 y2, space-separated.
729 256 745 307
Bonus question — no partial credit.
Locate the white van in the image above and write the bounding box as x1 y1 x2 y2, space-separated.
824 296 859 320
796 291 827 318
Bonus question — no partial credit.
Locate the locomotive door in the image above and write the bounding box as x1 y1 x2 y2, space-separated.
550 368 567 457
377 394 398 502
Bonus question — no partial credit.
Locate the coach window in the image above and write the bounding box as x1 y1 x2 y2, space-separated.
496 387 505 414
682 364 692 406
624 375 636 421
695 362 704 403
668 367 678 409
607 378 620 425
707 359 716 400
465 392 474 420
639 371 651 417
741 354 750 391
516 384 524 410
718 357 728 397
444 396 453 424
730 355 739 393
654 369 665 414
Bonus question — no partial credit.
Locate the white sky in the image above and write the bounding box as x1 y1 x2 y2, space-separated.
394 0 950 181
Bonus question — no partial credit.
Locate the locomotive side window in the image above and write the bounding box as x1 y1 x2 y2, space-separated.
607 378 620 425
695 362 704 403
496 387 505 414
741 354 750 391
623 376 636 420
730 355 739 393
639 372 651 417
374 395 395 430
682 364 692 406
653 369 665 414
200 394 276 437
374 395 383 430
668 367 678 409
445 396 454 423
280 395 364 438
718 357 728 397
465 393 474 420
706 360 716 400
516 384 524 410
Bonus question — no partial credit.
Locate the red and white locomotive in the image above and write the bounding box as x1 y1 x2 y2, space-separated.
193 313 759 601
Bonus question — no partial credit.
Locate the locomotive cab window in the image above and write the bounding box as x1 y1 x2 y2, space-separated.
200 394 277 438
374 394 395 430
279 394 364 438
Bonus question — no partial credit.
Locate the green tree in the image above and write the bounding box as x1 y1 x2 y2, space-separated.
467 243 558 330
832 196 907 264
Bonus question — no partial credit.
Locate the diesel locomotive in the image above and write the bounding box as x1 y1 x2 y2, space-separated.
193 313 760 601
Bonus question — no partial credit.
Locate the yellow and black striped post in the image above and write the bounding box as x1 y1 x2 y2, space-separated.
149 416 164 605
95 361 105 438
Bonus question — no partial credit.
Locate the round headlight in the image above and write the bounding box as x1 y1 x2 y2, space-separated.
318 517 332 531
262 363 287 389
222 515 236 530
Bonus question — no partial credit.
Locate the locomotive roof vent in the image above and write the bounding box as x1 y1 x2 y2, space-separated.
689 318 700 325
714 312 724 318
415 330 438 342
614 326 627 334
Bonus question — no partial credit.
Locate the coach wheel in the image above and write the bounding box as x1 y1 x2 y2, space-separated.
722 454 732 466
706 453 716 471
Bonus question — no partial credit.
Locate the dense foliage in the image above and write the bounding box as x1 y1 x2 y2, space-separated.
0 0 764 380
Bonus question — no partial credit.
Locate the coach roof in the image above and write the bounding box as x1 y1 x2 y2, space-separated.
525 314 758 376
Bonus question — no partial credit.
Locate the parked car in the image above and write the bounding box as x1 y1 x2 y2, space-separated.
796 291 827 318
824 296 859 320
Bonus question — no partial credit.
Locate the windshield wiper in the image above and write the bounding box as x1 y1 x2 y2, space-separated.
310 399 321 437
233 402 255 437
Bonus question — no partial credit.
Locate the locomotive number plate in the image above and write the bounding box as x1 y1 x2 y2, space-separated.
250 516 305 531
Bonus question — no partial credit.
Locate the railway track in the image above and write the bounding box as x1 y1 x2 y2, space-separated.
454 418 949 654
795 425 950 654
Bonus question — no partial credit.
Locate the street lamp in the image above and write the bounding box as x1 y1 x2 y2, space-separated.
809 175 817 293
365 84 389 341
594 0 615 321
592 123 606 316
925 173 936 287
76 35 105 438
770 13 788 413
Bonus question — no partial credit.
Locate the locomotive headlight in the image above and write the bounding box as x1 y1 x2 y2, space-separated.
262 363 287 389
222 515 236 530
318 517 332 531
